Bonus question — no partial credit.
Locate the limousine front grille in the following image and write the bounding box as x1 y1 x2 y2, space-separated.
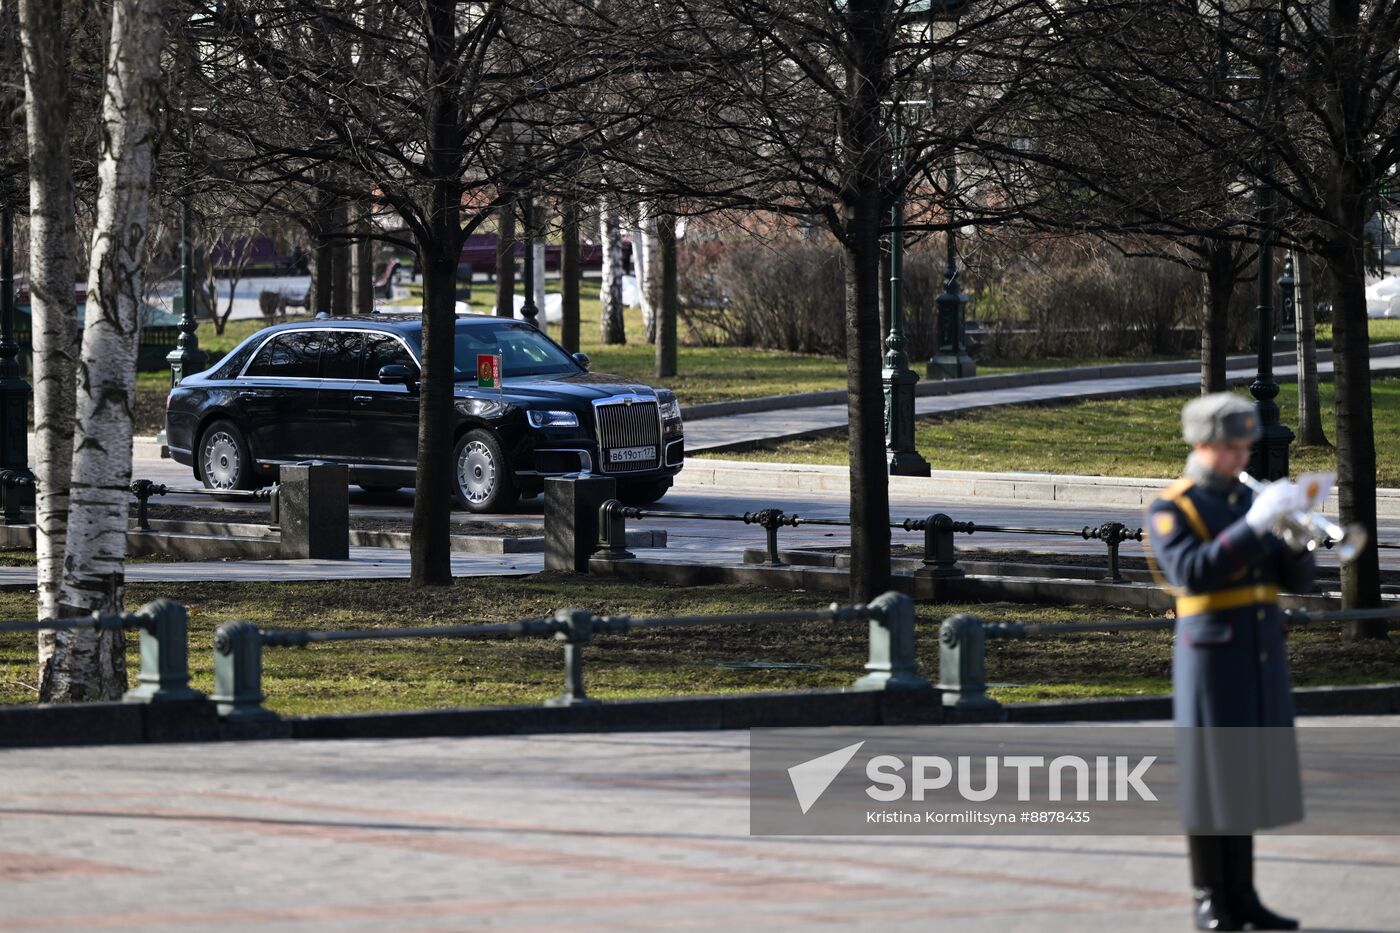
593 397 662 473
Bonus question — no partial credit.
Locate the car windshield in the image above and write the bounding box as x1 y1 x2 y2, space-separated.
452 321 578 379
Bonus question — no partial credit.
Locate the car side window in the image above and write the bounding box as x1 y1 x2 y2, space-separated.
320 331 364 380
244 332 324 379
363 332 416 379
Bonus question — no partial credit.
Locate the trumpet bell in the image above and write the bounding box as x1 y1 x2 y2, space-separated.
1334 522 1368 564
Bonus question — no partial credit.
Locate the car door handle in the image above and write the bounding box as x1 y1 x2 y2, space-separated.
353 395 373 403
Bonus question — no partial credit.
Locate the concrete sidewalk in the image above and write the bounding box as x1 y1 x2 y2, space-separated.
0 723 1395 932
685 352 1400 453
678 459 1400 520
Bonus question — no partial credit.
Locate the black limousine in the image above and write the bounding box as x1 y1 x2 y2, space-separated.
163 314 684 511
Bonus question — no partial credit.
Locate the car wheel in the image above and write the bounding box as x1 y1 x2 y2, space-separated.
618 479 671 506
198 419 255 491
452 429 519 513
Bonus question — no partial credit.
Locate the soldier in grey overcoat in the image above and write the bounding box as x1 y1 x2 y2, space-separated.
1146 393 1315 932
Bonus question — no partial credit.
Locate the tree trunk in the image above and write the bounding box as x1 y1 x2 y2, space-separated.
353 209 375 314
599 195 626 344
495 198 515 317
839 0 892 603
531 204 546 328
1200 239 1233 394
51 0 166 701
331 201 351 316
636 205 661 343
409 0 461 589
656 209 677 378
1294 251 1328 446
1325 223 1383 632
19 0 79 659
313 209 333 315
561 201 581 352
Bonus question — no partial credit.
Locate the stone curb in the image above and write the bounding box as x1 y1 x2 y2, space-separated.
680 343 1400 421
679 459 1400 519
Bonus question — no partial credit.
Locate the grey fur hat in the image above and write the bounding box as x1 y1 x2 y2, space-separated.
1182 392 1261 444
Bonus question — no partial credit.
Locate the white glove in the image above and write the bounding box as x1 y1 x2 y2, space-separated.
1245 480 1301 534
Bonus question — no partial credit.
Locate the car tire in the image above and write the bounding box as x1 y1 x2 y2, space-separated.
618 479 671 506
452 429 519 513
198 419 256 491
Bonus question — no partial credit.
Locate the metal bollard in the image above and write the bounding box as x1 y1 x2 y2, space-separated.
211 620 276 720
920 513 964 578
130 479 164 531
267 485 281 528
744 508 791 566
595 499 635 560
123 599 203 703
851 591 930 691
0 469 35 525
545 608 600 707
937 614 1002 711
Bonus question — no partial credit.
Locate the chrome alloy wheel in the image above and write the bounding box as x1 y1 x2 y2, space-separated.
457 439 497 504
202 431 242 489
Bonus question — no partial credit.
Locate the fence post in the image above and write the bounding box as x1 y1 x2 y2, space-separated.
920 513 964 578
544 608 600 706
544 475 618 572
123 599 203 703
852 591 930 691
278 462 349 559
595 499 635 560
745 509 787 566
211 620 276 720
937 614 1002 711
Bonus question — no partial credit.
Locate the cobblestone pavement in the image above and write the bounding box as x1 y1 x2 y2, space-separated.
2 723 1397 932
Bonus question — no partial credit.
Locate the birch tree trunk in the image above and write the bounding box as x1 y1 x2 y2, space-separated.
634 205 661 343
530 203 546 325
1294 252 1329 446
20 0 81 687
655 209 677 378
51 0 166 700
599 196 626 344
495 197 516 317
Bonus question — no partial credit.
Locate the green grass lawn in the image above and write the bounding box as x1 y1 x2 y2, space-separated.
2 575 1394 713
709 377 1400 486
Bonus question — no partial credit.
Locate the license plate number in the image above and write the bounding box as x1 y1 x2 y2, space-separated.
609 446 656 463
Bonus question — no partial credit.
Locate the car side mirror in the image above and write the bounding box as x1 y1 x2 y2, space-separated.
378 364 417 386
571 352 590 371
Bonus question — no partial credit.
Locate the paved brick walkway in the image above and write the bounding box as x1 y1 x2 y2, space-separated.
1 721 1396 931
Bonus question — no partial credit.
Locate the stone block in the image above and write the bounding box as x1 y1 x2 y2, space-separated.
278 462 349 560
544 475 618 572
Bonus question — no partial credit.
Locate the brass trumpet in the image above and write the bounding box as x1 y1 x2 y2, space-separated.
1238 472 1368 562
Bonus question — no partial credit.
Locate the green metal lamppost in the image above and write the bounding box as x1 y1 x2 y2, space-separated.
1275 250 1297 350
927 163 976 380
1245 15 1292 481
882 0 968 476
0 199 33 505
520 192 539 326
884 120 931 477
167 195 208 386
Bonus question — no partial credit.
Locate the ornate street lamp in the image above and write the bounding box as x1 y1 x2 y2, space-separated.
927 161 976 380
885 118 931 477
520 192 539 326
882 0 968 477
167 195 208 386
1245 16 1292 480
0 198 33 510
1275 250 1297 350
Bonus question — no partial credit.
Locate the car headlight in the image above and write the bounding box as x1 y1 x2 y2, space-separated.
658 398 682 422
527 409 579 429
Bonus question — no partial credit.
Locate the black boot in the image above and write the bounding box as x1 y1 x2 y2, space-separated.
1189 835 1241 931
1224 835 1298 931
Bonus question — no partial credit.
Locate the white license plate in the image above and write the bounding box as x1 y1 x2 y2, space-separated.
609 446 656 463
